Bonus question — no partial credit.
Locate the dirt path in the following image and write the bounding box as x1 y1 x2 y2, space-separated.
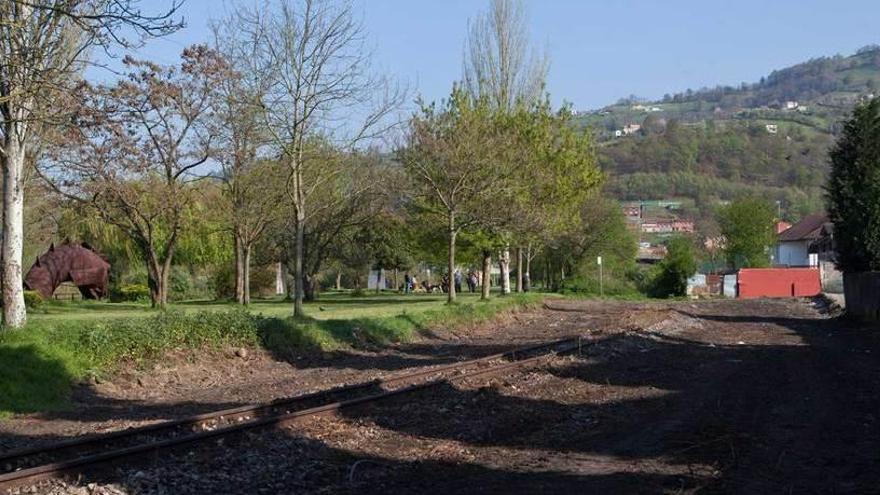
8 298 880 494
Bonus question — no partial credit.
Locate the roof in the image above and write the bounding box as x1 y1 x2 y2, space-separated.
778 214 828 242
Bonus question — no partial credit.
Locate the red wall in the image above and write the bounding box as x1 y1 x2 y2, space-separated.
738 268 821 299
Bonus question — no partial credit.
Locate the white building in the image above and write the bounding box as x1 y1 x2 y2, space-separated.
775 214 827 267
765 124 778 134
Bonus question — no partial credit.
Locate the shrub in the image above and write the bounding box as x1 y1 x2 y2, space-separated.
114 284 151 303
23 291 43 309
649 236 697 298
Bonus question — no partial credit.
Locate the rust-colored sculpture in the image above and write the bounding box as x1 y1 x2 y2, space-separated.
24 241 110 300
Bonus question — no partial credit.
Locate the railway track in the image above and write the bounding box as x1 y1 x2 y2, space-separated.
0 335 590 492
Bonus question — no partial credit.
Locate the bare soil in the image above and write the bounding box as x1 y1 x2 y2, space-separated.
6 297 880 494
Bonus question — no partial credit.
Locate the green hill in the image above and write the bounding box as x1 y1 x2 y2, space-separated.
582 44 880 223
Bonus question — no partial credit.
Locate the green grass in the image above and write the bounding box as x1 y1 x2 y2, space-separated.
0 291 542 416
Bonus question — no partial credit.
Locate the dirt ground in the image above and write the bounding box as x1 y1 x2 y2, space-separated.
5 297 880 494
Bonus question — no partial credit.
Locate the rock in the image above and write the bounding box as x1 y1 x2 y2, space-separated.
235 348 249 359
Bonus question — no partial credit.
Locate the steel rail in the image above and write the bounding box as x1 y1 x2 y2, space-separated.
0 336 586 491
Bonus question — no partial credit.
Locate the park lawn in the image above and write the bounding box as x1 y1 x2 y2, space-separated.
27 291 483 322
0 291 542 416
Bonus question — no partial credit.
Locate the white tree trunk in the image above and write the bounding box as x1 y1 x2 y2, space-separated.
499 247 511 295
2 136 27 328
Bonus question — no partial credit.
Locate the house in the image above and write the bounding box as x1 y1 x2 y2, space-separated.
765 124 778 134
775 221 792 234
623 123 641 135
784 101 799 110
640 219 694 234
775 214 828 267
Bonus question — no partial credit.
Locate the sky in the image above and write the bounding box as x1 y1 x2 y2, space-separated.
118 0 880 111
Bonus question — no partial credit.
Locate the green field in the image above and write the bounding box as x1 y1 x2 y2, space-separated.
0 291 542 416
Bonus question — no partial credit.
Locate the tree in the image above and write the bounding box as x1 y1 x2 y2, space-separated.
650 236 697 298
463 0 548 110
209 15 280 305
717 196 776 269
399 89 514 303
504 101 602 292
0 0 181 327
41 47 224 307
826 98 880 272
237 0 401 317
463 0 548 294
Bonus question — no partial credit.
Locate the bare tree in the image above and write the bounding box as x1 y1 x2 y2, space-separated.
462 0 548 295
41 47 224 307
0 0 181 327
238 0 403 317
462 0 548 111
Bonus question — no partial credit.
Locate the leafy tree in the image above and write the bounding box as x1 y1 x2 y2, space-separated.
650 236 697 298
826 98 880 272
399 88 515 303
717 197 776 268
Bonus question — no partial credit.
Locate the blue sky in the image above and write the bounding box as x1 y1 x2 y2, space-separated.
120 0 880 110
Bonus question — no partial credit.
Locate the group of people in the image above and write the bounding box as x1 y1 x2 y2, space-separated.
403 270 480 294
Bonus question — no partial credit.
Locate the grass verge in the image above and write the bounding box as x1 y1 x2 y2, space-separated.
0 293 541 416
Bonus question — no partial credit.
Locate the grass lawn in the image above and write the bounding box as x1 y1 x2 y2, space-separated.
28 291 489 322
0 291 542 416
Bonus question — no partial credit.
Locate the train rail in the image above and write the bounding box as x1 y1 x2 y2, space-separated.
0 335 590 492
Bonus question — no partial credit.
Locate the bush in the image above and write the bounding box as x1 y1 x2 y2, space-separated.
649 236 697 298
23 291 43 309
114 284 151 303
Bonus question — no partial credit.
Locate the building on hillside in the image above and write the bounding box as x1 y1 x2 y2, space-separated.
774 213 827 267
765 124 778 134
641 219 694 234
622 203 641 218
623 123 641 135
784 101 799 110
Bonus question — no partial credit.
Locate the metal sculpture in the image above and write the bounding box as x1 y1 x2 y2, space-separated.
24 241 110 300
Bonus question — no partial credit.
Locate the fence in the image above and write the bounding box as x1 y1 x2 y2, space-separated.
737 268 821 299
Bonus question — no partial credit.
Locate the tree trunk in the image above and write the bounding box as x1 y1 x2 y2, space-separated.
146 254 164 308
524 244 532 292
293 211 305 317
1 139 26 328
304 274 317 301
242 243 251 305
234 231 244 304
481 250 492 301
375 268 382 294
393 268 399 293
336 271 342 291
499 248 511 295
515 247 523 293
447 215 457 303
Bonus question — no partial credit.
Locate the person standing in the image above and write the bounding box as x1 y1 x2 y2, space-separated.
404 272 411 294
454 270 462 294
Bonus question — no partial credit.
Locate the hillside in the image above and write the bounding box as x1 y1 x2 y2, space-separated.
581 45 880 222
